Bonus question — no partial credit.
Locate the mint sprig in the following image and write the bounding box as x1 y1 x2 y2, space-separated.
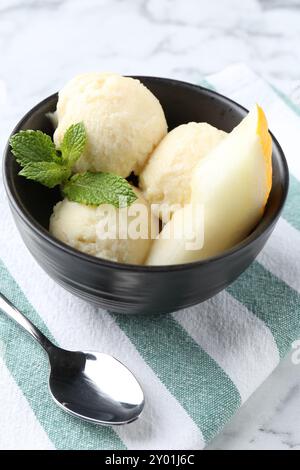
9 123 137 207
63 172 137 208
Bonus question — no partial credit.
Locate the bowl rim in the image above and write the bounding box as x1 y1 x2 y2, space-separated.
3 75 290 272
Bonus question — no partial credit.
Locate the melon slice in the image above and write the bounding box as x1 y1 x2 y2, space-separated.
146 105 272 266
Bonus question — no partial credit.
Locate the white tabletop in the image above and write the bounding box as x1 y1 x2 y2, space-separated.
0 0 299 450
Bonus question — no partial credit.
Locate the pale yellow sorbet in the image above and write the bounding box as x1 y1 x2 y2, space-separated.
49 189 159 265
54 73 167 177
139 122 226 214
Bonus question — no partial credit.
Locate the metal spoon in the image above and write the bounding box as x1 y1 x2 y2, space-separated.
0 292 144 425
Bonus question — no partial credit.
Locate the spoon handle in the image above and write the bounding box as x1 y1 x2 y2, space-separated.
0 292 54 353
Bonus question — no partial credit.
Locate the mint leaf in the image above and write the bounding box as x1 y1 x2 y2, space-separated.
10 130 57 165
60 122 86 167
19 162 70 188
63 172 137 207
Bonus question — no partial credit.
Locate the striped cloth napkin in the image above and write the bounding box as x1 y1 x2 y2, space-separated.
0 64 299 450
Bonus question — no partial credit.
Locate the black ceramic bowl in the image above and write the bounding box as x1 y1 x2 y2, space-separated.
3 77 289 314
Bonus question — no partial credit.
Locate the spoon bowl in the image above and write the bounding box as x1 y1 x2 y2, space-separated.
48 348 145 425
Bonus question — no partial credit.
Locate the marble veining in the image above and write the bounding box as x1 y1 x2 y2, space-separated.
0 0 300 450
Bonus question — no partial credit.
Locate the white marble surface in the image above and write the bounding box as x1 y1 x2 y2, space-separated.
0 0 300 450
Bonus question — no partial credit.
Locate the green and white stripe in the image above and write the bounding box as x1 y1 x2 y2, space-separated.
0 65 300 449
173 293 280 403
115 313 241 443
